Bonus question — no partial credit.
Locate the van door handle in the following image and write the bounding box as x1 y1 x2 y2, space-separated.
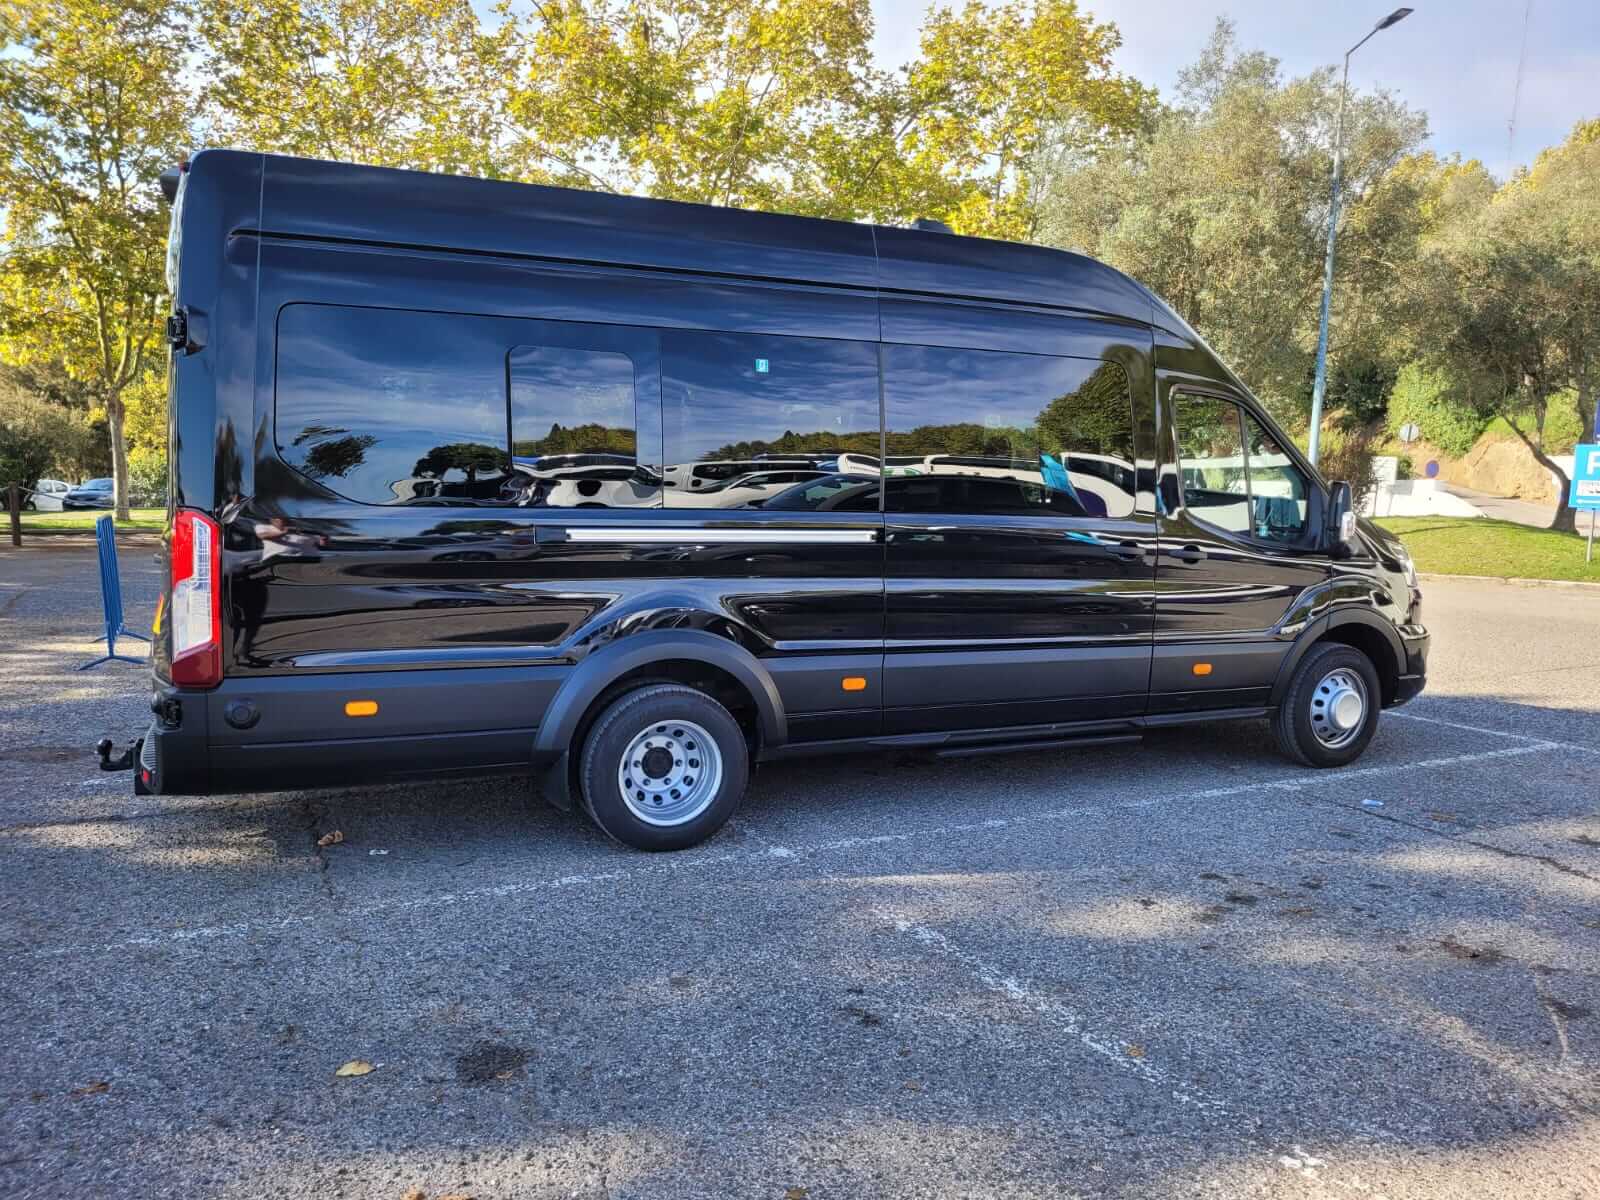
1167 545 1206 564
1110 542 1146 560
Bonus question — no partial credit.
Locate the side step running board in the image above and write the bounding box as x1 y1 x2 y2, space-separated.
934 733 1142 759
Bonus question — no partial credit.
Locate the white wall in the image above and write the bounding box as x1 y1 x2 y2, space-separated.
1361 478 1483 519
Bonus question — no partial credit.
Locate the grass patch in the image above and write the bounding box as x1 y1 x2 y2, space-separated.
1378 516 1600 583
15 507 165 535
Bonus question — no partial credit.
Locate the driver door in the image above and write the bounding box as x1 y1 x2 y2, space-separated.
1151 390 1330 714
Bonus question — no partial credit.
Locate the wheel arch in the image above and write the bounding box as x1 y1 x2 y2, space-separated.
1270 610 1404 709
535 630 786 793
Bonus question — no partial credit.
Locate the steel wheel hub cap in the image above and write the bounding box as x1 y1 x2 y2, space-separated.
1310 668 1368 748
617 719 722 827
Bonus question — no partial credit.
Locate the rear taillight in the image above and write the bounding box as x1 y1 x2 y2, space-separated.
170 509 221 688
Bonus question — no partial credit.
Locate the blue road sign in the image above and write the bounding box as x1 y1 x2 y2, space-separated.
1572 443 1600 511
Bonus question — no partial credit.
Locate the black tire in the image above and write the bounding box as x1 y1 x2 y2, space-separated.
578 683 749 851
1271 642 1382 768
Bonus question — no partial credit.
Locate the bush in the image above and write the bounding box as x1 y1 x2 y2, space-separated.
0 385 96 495
1331 357 1396 429
1387 363 1489 457
1317 427 1380 505
1482 388 1584 454
127 445 168 507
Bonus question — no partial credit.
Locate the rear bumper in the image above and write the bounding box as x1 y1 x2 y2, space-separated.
140 664 569 796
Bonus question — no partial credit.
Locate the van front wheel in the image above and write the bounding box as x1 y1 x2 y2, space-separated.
1271 643 1382 768
578 684 749 851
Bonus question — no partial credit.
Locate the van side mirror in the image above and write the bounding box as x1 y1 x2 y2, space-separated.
1325 481 1357 553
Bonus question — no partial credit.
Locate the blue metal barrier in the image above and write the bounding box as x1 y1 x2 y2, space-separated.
78 515 150 670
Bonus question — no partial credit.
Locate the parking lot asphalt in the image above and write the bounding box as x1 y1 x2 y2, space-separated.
2 542 1598 1200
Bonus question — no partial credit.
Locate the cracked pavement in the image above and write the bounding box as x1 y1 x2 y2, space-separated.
2 542 1599 1198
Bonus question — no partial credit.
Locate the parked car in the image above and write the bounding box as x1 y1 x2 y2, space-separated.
62 478 115 510
106 149 1428 853
24 478 71 512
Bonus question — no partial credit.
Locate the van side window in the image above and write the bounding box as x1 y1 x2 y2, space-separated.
1175 395 1310 543
659 330 880 511
1173 394 1249 534
1242 411 1309 543
881 346 1136 518
275 305 512 505
510 346 658 509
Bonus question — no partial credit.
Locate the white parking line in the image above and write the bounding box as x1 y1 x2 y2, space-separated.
19 738 1566 961
1388 707 1599 755
1189 743 1548 799
880 914 1225 1111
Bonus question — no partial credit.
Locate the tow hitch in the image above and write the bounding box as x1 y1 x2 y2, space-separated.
96 737 140 772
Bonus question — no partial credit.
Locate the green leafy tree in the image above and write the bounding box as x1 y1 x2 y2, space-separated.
502 0 1146 232
0 381 97 499
0 0 192 520
1035 20 1427 427
199 0 511 174
1410 120 1600 530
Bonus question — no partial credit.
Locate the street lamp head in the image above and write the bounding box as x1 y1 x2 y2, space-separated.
1375 7 1413 30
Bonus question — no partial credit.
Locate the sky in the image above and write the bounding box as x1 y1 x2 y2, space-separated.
871 0 1600 181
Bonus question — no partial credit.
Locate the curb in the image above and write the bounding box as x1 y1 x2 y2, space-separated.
1419 571 1600 592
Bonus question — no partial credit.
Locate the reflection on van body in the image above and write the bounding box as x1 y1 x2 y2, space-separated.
130 149 1429 853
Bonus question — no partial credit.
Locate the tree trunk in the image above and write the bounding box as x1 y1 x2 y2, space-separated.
1496 402 1576 533
105 387 131 522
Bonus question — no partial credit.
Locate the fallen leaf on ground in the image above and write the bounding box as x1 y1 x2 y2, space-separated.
69 1080 110 1098
317 831 344 847
401 1190 426 1200
902 1080 923 1092
335 1060 375 1077
1125 1044 1146 1058
785 1188 810 1199
1426 811 1459 822
439 1194 475 1200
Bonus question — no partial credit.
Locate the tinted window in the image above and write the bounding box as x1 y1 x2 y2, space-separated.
882 346 1136 518
1174 394 1251 535
510 345 659 509
1243 411 1309 543
276 305 511 505
660 330 879 510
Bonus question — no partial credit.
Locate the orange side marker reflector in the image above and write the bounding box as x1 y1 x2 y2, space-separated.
344 700 379 717
1192 663 1213 677
841 676 867 692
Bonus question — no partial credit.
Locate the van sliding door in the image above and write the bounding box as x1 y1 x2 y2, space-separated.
878 314 1157 736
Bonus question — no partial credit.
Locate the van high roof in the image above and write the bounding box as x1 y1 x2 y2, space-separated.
183 148 1164 327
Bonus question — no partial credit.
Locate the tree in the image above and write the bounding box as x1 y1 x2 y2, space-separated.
501 0 1146 231
1034 20 1427 427
1411 120 1600 531
198 0 510 175
0 379 96 497
0 0 192 520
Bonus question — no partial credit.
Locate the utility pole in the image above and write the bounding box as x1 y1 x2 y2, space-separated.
1308 7 1414 466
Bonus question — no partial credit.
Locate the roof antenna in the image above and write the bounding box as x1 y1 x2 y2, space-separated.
1506 0 1533 178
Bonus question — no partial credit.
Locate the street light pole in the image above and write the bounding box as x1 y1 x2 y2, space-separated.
1307 7 1413 466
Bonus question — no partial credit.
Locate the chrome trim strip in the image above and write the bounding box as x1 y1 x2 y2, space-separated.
565 527 878 544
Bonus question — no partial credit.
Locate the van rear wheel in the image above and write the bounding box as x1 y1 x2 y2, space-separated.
1271 642 1382 768
577 684 749 851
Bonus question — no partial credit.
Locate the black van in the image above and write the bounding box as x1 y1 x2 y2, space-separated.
113 149 1428 851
